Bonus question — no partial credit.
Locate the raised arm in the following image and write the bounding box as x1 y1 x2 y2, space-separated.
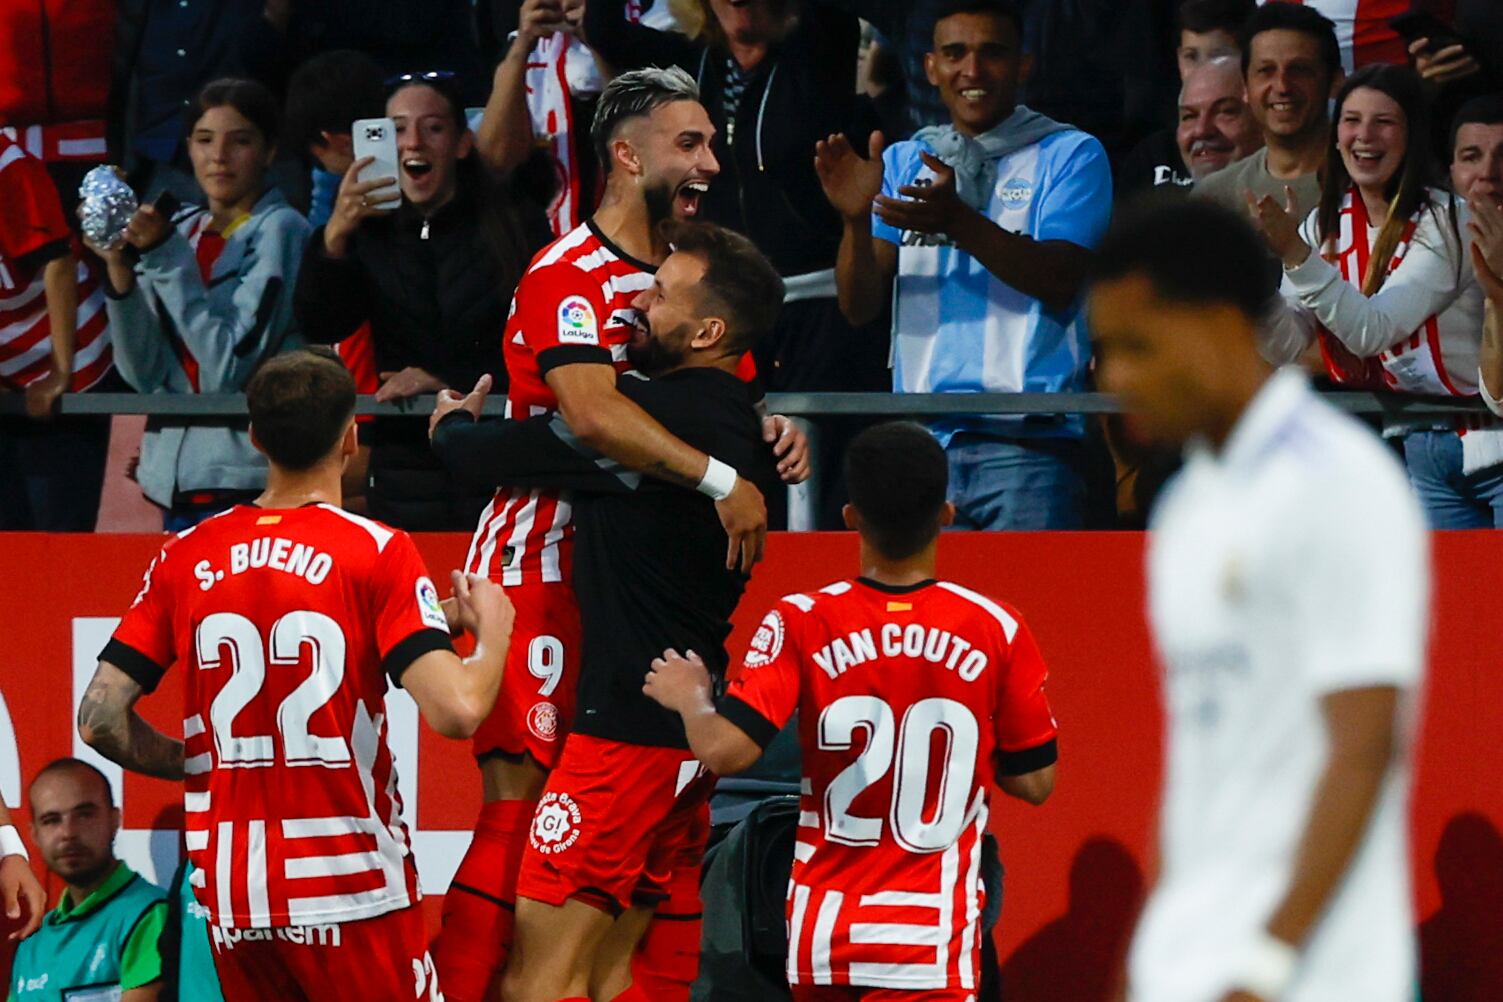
77 662 186 780
581 0 698 75
816 132 897 326
476 0 568 174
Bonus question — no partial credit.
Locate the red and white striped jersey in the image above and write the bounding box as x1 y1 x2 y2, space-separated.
466 220 653 587
0 135 110 391
1265 0 1409 71
105 504 457 929
721 578 1059 992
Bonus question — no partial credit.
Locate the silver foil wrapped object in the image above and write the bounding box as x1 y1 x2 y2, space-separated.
78 166 138 250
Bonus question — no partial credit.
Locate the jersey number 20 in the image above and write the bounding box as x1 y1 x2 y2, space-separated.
819 696 979 853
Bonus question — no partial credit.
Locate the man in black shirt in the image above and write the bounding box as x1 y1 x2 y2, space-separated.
430 220 783 1002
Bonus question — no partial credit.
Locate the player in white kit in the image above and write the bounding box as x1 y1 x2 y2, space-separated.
1089 197 1429 1002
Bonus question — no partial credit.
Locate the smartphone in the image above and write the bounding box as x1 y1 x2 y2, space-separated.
350 117 400 211
1388 11 1462 53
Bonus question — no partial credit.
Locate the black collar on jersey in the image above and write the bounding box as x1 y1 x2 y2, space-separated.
856 577 937 595
586 218 657 274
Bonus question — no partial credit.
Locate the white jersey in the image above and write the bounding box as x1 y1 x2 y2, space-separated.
1130 369 1428 1002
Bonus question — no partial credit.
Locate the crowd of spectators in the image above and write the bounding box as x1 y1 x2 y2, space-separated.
1 0 1501 532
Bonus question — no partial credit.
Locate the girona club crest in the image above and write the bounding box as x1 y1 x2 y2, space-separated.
527 701 559 742
529 792 582 854
743 610 785 669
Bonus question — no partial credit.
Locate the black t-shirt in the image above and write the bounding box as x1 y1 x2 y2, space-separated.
1116 126 1192 203
432 366 780 749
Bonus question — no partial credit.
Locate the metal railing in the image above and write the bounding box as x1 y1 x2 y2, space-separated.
4 390 1491 530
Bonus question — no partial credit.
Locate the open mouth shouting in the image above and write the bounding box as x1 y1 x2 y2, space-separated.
676 178 710 217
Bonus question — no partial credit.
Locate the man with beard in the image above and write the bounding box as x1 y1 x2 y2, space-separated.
430 67 808 1002
10 759 168 1001
431 221 783 1002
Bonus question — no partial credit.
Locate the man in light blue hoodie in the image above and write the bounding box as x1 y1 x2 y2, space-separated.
818 0 1112 531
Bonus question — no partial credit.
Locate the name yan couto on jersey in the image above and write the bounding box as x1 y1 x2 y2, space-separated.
193 537 335 592
811 621 991 682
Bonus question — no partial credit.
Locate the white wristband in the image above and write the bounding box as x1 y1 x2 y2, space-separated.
0 825 28 861
696 457 738 502
1232 930 1298 1000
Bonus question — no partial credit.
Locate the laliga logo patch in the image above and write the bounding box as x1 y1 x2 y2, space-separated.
416 577 449 632
999 177 1033 209
557 295 599 345
527 701 559 741
744 610 785 668
530 792 582 854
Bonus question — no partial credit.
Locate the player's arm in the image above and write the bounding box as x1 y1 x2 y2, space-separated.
1258 686 1400 949
642 650 764 776
0 802 44 940
999 763 1055 805
546 361 767 571
77 662 185 780
399 572 515 739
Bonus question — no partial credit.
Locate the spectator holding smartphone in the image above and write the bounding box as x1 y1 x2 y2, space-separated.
294 72 547 531
1253 66 1501 528
93 78 310 530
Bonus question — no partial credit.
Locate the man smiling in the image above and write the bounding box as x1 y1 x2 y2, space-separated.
1196 2 1344 221
816 0 1111 531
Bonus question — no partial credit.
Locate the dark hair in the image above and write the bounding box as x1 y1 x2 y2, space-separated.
186 78 280 149
1238 1 1341 82
247 348 356 471
387 74 470 133
284 50 386 156
1177 0 1255 39
658 221 784 357
932 0 1024 40
845 423 949 561
1450 94 1503 160
592 67 701 174
1091 193 1274 320
1316 64 1434 297
30 758 114 808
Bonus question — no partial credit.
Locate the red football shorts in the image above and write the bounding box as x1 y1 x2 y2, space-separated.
470 581 580 768
516 733 714 914
791 988 976 1002
209 904 441 1001
630 799 708 999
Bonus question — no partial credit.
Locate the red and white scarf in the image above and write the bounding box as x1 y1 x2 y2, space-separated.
1316 187 1463 396
524 3 643 237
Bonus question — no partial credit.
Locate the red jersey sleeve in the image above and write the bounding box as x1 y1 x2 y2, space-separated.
371 532 456 685
992 615 1059 776
102 545 180 694
516 260 614 376
0 149 72 263
719 602 804 748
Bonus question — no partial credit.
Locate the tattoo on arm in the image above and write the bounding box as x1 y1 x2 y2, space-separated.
78 665 186 780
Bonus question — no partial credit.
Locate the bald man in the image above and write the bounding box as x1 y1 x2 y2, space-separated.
1176 57 1263 183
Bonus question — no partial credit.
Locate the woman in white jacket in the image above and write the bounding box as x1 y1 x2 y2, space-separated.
92 79 309 530
1251 64 1500 528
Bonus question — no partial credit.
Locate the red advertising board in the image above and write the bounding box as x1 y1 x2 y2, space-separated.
0 531 1498 999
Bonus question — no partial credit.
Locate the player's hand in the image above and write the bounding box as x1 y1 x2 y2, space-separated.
1409 38 1481 87
874 151 971 238
643 648 713 715
376 366 445 404
815 132 886 223
764 414 811 483
450 571 515 645
324 156 400 259
1245 186 1309 268
716 476 767 573
1 855 44 941
429 373 492 440
23 370 68 421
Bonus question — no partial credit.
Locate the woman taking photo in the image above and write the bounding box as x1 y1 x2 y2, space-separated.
96 78 309 530
1253 64 1498 528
